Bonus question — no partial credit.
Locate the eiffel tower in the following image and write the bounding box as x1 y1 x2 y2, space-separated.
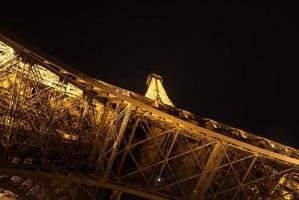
0 33 298 200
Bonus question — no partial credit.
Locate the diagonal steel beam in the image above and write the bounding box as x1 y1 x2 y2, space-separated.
119 142 214 180
231 154 260 199
116 126 178 155
127 150 151 187
104 105 132 179
141 119 186 197
153 130 179 189
116 116 140 176
191 141 226 200
205 167 294 199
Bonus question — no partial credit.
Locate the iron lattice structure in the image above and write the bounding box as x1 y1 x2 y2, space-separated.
0 34 299 200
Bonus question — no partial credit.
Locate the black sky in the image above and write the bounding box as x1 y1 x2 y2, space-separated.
1 2 298 149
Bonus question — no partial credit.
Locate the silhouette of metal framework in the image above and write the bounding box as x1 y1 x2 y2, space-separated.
0 33 299 200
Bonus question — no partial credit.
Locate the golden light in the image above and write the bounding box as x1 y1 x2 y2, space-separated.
145 73 174 106
62 133 78 140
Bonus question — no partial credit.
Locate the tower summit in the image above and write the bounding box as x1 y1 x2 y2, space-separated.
145 73 174 106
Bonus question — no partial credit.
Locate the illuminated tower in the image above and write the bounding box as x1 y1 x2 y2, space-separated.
0 33 298 200
145 73 174 106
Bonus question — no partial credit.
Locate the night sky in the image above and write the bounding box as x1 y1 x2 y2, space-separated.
1 2 298 149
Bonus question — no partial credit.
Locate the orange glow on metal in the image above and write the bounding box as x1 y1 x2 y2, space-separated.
0 41 83 98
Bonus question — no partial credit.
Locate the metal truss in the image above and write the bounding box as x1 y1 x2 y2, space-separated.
0 34 299 199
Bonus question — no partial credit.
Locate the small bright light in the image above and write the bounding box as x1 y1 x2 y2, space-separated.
157 177 161 182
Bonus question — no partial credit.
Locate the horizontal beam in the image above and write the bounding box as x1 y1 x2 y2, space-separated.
0 166 168 200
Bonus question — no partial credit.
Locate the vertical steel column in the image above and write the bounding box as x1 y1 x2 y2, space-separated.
191 141 226 200
104 105 132 179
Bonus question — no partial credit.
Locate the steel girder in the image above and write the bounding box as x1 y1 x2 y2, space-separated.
1 34 299 200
